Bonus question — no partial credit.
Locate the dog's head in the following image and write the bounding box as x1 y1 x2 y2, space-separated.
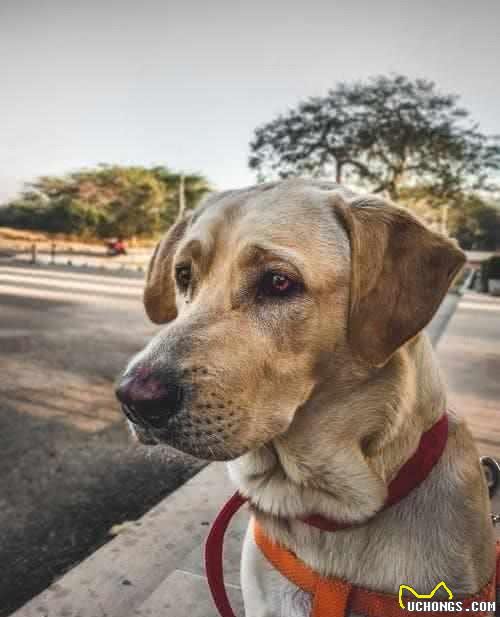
116 180 464 460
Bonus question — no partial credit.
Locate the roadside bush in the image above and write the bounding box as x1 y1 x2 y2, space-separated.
478 255 500 292
0 200 107 238
0 165 212 239
487 255 500 279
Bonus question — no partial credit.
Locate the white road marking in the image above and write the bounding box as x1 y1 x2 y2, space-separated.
459 301 500 312
0 272 142 296
0 282 140 305
0 328 33 337
0 265 144 285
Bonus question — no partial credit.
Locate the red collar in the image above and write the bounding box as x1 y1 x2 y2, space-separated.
205 413 449 617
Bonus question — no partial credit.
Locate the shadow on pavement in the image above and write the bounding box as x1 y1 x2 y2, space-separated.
0 402 203 616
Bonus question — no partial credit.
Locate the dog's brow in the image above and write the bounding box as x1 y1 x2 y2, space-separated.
238 243 304 272
176 237 208 266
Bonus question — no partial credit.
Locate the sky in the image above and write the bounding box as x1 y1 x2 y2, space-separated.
1 0 500 202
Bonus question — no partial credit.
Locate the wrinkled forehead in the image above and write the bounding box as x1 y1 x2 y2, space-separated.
177 184 351 280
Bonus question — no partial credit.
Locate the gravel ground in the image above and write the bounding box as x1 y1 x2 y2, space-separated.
0 262 203 616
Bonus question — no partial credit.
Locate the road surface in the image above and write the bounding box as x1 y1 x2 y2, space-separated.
0 261 203 616
437 291 500 460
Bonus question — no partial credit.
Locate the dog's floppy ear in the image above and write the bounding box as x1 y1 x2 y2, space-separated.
143 215 191 324
333 195 465 366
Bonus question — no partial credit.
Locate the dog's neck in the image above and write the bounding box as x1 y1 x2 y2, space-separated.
228 333 445 525
228 333 494 594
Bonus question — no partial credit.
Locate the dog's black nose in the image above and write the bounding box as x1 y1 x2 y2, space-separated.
115 370 183 429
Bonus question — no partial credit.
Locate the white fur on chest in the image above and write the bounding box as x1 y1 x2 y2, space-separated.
240 521 367 617
241 521 312 617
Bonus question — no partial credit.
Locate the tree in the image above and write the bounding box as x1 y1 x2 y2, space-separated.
398 184 500 250
0 165 212 238
150 166 212 226
447 195 500 250
249 74 500 201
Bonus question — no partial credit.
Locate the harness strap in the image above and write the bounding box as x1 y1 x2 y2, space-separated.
254 520 500 617
254 518 351 616
304 413 450 531
204 413 494 617
205 491 247 617
206 414 449 616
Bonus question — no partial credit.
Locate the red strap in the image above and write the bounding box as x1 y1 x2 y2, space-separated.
302 413 449 531
205 413 449 616
386 413 448 506
205 491 247 617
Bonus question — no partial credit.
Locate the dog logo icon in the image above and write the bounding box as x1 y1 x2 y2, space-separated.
398 581 453 609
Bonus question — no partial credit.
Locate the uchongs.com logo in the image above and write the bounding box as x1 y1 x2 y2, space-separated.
398 581 496 612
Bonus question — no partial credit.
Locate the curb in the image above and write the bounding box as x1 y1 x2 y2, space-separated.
1 257 146 279
10 463 237 617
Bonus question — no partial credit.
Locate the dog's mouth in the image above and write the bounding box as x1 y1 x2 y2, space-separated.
127 422 160 446
126 413 246 461
116 365 253 460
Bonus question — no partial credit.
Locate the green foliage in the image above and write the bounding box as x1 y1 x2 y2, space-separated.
447 195 499 250
399 186 500 250
249 74 500 201
487 255 500 279
150 166 215 228
479 255 500 291
0 165 212 238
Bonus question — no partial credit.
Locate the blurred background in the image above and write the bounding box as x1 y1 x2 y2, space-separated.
1 1 499 615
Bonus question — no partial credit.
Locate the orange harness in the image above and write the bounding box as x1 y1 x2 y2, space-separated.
205 414 499 617
254 520 500 617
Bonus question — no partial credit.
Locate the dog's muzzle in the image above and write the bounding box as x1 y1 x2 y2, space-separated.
115 369 184 429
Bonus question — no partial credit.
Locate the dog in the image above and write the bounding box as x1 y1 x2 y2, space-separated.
116 179 495 616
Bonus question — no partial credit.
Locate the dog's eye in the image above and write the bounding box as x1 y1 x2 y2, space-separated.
175 265 192 291
258 271 298 298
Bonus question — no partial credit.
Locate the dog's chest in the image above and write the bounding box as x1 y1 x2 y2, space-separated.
248 570 365 617
241 523 368 617
278 587 312 617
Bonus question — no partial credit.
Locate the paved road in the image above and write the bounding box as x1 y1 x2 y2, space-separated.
0 262 203 616
437 291 500 460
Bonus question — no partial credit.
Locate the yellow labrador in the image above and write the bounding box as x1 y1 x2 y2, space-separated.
116 179 495 617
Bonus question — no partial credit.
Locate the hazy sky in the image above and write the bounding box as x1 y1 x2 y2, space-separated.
1 0 500 201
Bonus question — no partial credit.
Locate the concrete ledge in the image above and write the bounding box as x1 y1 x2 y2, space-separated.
132 566 244 617
11 463 246 617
